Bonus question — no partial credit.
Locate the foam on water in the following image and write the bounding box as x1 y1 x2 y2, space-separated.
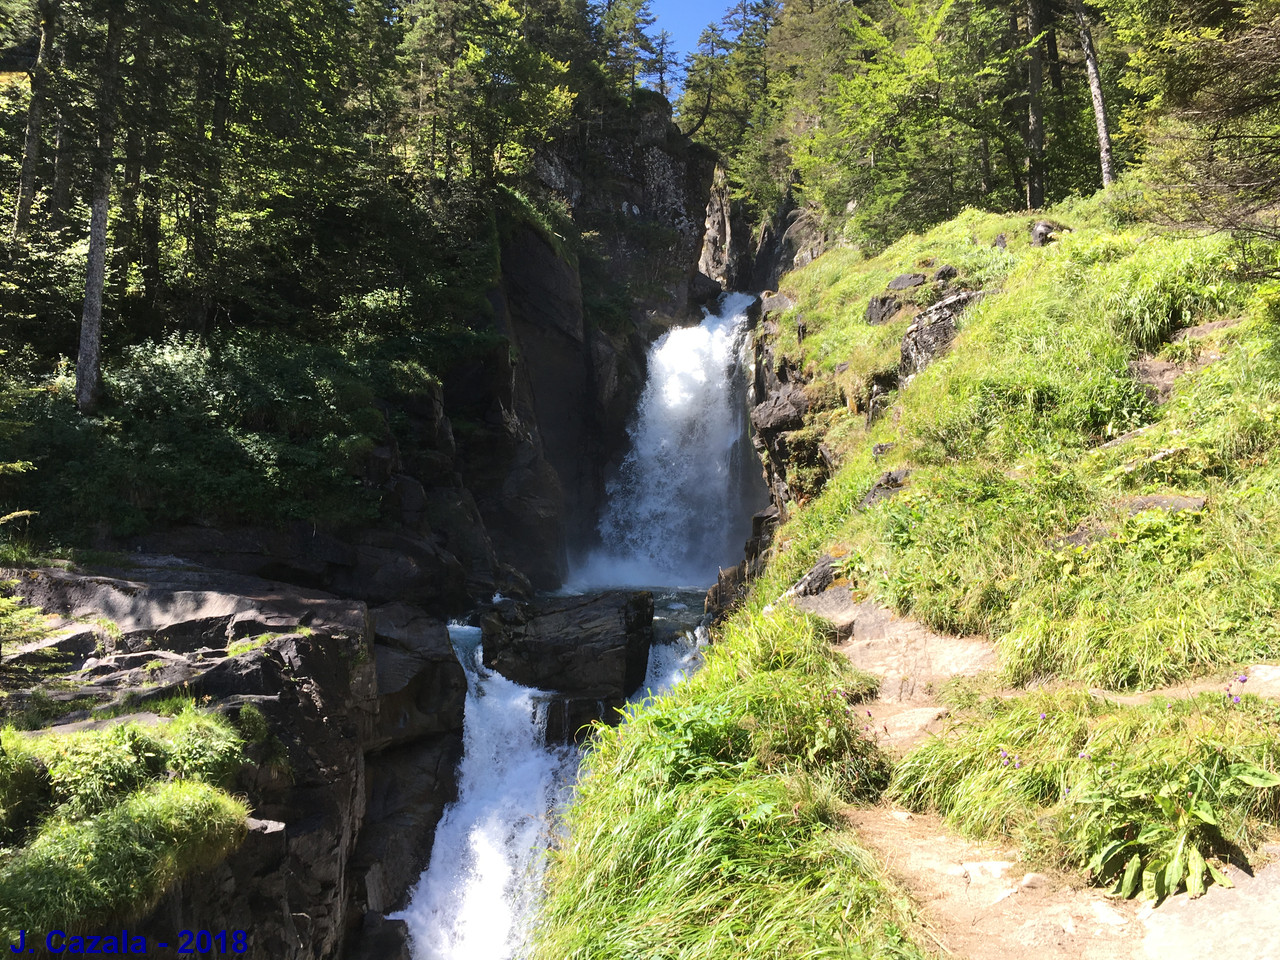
572 292 766 588
395 626 577 960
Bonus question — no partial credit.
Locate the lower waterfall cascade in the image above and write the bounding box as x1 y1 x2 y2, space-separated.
395 292 766 959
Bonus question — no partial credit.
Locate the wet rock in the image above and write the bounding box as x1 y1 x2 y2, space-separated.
366 603 466 752
865 294 900 326
350 735 462 916
689 271 723 307
481 591 654 699
887 272 927 291
859 469 911 509
347 914 413 960
751 385 809 433
706 562 749 620
900 290 985 382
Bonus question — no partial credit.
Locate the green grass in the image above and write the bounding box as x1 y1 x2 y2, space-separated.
747 196 1280 691
0 781 247 940
891 689 1280 899
533 606 928 960
0 704 249 931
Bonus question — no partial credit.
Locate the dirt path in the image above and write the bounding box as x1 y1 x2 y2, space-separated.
846 805 1145 960
790 589 1280 959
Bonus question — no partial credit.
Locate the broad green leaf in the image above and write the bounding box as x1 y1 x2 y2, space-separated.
1232 769 1280 789
1186 847 1206 898
1193 800 1218 825
1121 853 1143 899
1206 860 1235 888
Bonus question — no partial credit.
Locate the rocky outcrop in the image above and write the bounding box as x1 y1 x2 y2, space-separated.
865 294 900 326
534 92 718 329
887 272 927 291
1 562 466 960
900 290 986 383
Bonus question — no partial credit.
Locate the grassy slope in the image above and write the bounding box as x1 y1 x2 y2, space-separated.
536 192 1280 955
0 704 250 938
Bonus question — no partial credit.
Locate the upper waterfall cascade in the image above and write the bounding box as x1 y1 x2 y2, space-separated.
574 292 767 587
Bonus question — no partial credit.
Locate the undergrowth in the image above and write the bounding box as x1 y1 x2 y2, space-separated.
892 689 1280 900
533 606 927 960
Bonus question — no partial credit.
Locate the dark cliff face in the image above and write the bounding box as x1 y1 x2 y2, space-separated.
444 100 724 585
533 93 720 331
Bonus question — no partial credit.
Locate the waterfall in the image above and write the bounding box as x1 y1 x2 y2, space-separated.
396 293 765 959
396 616 703 960
573 292 767 588
394 625 578 960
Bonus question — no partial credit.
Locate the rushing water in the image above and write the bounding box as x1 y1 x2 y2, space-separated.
395 613 703 960
396 293 765 959
394 625 577 960
573 292 767 588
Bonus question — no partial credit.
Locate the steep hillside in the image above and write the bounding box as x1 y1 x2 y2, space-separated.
534 192 1280 958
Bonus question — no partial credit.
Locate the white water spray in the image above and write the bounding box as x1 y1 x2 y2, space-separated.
573 292 765 587
395 626 577 960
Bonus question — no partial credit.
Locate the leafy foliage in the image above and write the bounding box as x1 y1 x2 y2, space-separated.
892 690 1280 899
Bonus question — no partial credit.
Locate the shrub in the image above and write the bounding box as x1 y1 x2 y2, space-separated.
0 781 248 940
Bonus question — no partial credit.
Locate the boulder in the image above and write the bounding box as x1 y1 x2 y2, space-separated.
887 272 927 291
751 385 809 434
865 294 900 326
1030 220 1060 246
481 591 654 699
760 291 795 317
366 603 467 752
934 265 958 282
689 271 724 308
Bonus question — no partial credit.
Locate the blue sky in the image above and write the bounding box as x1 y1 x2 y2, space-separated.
649 0 728 66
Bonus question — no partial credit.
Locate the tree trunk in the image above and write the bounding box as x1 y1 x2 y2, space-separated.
1073 0 1116 186
140 144 161 304
76 11 121 416
12 0 57 241
1025 0 1046 209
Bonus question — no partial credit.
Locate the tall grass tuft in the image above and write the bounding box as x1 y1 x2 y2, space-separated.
533 606 925 960
0 781 248 940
